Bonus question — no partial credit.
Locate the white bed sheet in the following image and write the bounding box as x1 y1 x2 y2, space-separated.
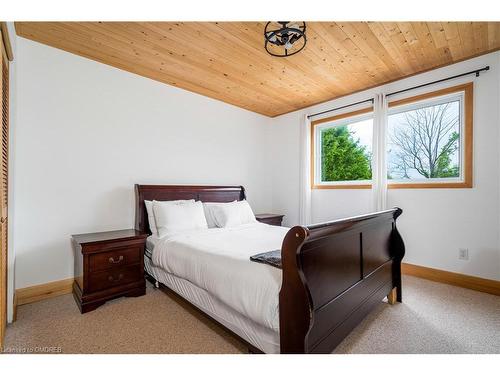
144 256 280 353
146 235 159 253
151 223 289 332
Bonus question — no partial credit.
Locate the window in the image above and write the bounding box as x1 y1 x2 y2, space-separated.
310 83 473 189
387 83 473 188
311 108 374 189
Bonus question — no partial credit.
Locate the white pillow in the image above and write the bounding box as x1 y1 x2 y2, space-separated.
203 201 237 228
153 200 208 238
145 199 194 236
210 200 257 228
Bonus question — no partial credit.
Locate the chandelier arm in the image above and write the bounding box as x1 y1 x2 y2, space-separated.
265 28 286 34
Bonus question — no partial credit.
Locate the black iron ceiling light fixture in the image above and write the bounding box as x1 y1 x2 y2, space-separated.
264 21 307 57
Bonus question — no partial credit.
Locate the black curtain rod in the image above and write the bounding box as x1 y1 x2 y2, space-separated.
307 65 490 120
386 66 489 97
307 98 374 119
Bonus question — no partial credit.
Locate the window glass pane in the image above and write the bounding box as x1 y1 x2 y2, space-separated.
387 98 461 181
320 117 373 182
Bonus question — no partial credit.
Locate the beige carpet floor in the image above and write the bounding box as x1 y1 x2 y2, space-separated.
4 275 500 354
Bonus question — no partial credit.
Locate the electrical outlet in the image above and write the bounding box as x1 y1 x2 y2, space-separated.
459 248 469 260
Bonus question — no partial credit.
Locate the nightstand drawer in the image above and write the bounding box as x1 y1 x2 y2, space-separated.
87 264 142 293
89 246 142 272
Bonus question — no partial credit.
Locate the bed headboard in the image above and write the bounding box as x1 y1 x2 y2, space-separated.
134 184 246 234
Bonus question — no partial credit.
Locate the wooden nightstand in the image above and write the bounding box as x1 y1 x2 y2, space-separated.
72 229 147 313
255 213 285 226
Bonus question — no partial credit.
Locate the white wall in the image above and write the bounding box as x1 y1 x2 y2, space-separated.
12 37 273 291
270 52 500 281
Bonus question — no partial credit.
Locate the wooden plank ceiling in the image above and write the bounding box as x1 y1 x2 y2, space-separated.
15 22 500 117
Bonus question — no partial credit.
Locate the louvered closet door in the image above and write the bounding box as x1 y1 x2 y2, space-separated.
0 33 8 350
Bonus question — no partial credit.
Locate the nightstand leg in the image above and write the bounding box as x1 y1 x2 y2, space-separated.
80 300 106 314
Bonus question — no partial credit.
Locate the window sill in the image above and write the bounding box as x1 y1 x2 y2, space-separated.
312 184 371 189
388 181 472 189
311 181 472 189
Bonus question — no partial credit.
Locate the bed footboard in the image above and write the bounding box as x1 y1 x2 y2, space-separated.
279 208 405 354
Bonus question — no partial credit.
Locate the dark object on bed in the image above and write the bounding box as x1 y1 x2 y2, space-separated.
250 250 282 269
134 184 405 354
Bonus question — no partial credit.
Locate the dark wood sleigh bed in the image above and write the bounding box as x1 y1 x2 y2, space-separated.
135 184 405 354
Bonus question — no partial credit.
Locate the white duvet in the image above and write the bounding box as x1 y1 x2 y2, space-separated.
151 222 289 331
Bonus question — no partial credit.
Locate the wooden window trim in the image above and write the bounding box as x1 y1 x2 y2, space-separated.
310 83 473 190
310 107 374 189
387 82 473 189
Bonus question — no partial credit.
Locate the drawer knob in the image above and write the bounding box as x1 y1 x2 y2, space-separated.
108 274 124 282
108 255 124 264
